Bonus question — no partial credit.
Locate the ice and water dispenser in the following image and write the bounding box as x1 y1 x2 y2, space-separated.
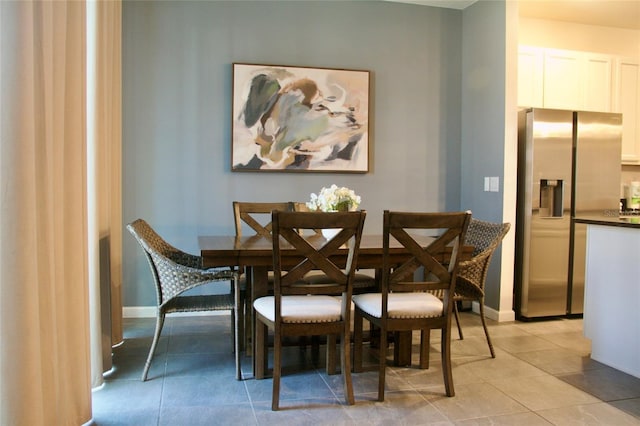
539 179 564 217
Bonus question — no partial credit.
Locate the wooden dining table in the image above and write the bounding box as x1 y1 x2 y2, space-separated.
199 233 471 377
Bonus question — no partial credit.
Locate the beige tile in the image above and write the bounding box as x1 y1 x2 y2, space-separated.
461 351 548 382
513 347 603 375
536 402 640 425
450 335 497 359
340 390 452 425
490 375 600 411
393 356 485 389
537 331 592 355
490 334 561 354
455 411 553 425
513 318 584 335
421 382 528 421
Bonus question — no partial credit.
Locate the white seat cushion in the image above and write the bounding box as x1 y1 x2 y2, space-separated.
352 292 443 319
253 295 343 323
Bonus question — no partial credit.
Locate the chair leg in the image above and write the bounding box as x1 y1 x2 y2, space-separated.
440 327 455 397
255 320 267 379
272 329 282 411
243 270 253 355
377 325 387 402
454 302 463 340
478 299 495 358
233 278 243 380
353 312 363 373
341 327 355 405
419 329 430 369
142 312 165 381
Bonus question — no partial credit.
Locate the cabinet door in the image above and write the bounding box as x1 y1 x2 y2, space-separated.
583 54 612 112
614 58 640 164
518 46 544 108
543 49 584 110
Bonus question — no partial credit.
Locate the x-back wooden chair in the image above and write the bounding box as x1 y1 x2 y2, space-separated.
352 210 471 400
253 210 366 410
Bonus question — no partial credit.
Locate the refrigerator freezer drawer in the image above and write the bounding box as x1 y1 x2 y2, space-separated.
518 216 570 318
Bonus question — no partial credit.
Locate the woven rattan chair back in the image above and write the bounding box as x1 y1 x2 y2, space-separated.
452 218 510 358
127 219 240 380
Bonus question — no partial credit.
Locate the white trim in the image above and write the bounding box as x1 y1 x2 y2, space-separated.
122 306 231 318
471 302 515 322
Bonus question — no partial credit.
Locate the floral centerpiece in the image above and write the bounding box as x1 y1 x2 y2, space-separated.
306 184 361 212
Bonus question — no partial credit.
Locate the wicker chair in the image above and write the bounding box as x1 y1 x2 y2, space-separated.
453 218 510 358
127 219 241 381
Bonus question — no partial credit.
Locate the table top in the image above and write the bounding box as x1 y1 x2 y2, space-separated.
198 234 471 268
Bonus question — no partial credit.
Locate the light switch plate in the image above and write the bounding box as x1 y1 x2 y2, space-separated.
490 176 499 192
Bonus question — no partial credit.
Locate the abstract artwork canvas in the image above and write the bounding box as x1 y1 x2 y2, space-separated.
232 63 370 173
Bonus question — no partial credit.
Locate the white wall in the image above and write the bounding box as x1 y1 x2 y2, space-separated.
519 17 639 57
122 1 468 306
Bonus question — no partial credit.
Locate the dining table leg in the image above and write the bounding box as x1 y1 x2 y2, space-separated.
251 265 269 379
393 331 413 366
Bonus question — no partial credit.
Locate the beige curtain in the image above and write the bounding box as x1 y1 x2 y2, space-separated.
0 0 122 422
87 0 123 388
0 1 92 424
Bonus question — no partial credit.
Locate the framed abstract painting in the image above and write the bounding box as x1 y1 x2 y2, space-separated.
231 63 370 173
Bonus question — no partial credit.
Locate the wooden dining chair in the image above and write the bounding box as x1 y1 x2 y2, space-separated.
232 201 293 352
292 201 377 294
352 210 471 401
127 219 241 380
253 210 366 410
233 201 293 238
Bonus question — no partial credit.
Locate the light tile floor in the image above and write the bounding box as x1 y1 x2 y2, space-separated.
92 312 640 425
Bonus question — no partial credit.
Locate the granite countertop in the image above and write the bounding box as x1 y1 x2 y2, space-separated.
574 214 640 229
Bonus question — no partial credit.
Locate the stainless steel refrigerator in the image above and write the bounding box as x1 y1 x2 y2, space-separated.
515 108 622 320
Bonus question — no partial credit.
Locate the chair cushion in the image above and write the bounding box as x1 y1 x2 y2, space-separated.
253 295 342 323
352 292 443 319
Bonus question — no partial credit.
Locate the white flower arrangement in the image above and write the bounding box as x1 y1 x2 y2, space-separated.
306 184 361 212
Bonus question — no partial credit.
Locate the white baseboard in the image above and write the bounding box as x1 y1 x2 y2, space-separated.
123 306 231 318
123 304 516 322
471 302 515 322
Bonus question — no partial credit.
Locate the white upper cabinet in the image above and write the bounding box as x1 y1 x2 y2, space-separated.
583 54 613 112
614 58 640 164
543 49 586 110
519 46 638 163
518 46 544 108
542 49 612 112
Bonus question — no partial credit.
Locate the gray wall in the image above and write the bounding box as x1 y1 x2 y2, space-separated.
122 0 499 308
460 1 510 309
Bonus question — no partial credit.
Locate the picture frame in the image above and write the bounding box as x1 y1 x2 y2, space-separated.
231 63 370 173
